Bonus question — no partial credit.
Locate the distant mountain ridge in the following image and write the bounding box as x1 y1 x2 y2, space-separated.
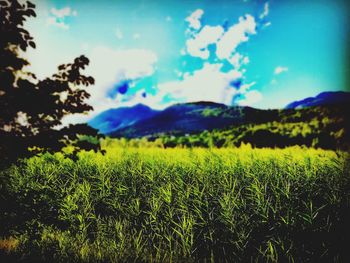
110 102 255 138
88 104 159 134
88 91 350 138
285 91 350 109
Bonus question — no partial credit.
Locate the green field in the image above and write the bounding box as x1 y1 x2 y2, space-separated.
1 146 349 262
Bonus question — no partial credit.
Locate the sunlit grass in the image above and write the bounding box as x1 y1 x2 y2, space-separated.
1 146 349 262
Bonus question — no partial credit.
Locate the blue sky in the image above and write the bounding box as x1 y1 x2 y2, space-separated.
25 0 349 122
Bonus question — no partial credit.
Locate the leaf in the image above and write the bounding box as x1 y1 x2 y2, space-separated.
27 1 36 9
29 41 36 49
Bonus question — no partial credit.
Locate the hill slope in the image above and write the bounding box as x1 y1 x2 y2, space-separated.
89 91 350 141
88 104 159 134
158 104 349 149
285 91 350 109
108 101 279 138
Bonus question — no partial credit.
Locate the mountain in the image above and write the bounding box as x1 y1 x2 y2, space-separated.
108 101 277 138
159 104 350 150
88 91 350 138
285 91 350 109
88 104 159 134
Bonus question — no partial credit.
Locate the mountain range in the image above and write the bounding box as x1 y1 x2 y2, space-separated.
88 91 350 138
88 104 159 134
285 91 350 109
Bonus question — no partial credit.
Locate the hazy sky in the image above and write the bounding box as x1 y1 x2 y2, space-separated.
24 0 349 122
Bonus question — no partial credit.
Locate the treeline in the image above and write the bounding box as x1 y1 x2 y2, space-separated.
158 105 349 149
101 105 349 150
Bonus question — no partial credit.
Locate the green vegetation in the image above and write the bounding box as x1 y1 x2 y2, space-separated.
0 0 102 168
1 146 349 262
158 105 349 150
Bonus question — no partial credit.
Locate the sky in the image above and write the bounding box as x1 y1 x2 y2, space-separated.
24 0 350 123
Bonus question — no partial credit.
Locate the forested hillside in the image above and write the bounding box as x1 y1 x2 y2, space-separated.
143 104 349 149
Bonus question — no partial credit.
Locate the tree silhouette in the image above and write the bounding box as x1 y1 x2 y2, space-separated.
0 0 103 167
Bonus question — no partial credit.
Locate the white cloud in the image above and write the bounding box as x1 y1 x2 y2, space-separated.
263 21 272 28
239 81 256 93
186 25 224 59
274 66 289 75
186 10 257 71
23 2 79 79
46 17 69 30
227 53 250 69
47 6 77 30
259 2 269 19
59 46 159 125
186 9 204 30
84 46 157 113
184 13 257 68
158 63 242 105
111 63 259 111
228 53 243 68
242 56 250 65
216 15 256 60
116 90 168 110
62 91 164 126
51 7 72 18
237 90 263 106
177 10 264 107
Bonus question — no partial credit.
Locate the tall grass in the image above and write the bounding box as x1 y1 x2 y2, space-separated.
1 146 349 262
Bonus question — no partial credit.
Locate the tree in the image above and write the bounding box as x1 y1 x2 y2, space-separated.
0 0 103 167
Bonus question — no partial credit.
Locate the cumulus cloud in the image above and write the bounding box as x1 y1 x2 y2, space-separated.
227 53 250 69
186 25 224 59
186 9 204 30
47 6 77 30
176 8 265 106
237 90 263 106
184 13 257 69
83 46 157 114
158 63 242 105
114 5 270 110
216 15 257 60
274 66 289 75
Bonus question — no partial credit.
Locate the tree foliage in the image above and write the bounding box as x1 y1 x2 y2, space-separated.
157 105 350 150
0 0 103 166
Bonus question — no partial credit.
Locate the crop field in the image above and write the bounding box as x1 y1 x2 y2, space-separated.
1 146 349 262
